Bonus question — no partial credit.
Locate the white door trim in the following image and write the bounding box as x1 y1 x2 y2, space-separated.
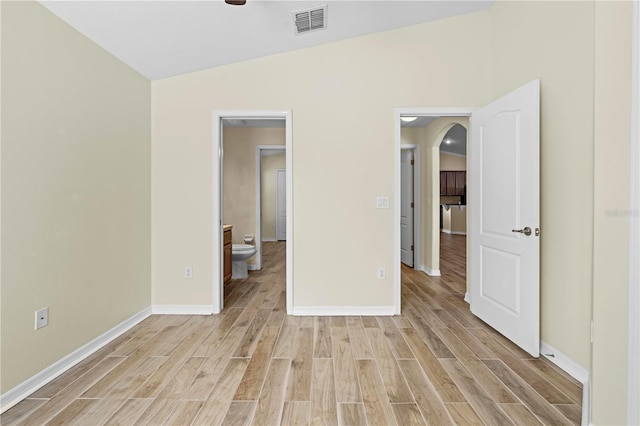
628 1 639 423
401 144 421 270
213 110 293 314
275 168 287 241
394 108 476 314
255 145 285 271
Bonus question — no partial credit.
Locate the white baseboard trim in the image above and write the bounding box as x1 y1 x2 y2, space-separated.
539 341 590 383
261 237 277 242
0 307 151 413
292 306 395 316
539 341 591 425
151 305 214 315
421 265 441 277
442 229 467 235
464 292 471 304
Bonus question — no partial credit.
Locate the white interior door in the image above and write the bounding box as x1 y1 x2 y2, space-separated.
469 79 540 357
401 150 414 266
276 168 286 241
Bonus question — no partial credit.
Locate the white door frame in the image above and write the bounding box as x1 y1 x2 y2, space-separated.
275 168 287 241
394 108 475 314
627 1 639 423
400 144 421 270
255 145 285 271
213 110 293 314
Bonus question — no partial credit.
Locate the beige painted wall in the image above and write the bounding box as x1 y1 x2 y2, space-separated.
440 152 466 171
1 1 150 394
223 128 284 266
151 11 492 308
592 2 632 423
261 153 286 241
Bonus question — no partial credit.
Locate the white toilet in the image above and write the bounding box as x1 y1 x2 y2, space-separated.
231 244 256 279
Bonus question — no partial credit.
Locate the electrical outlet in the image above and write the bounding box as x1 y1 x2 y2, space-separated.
35 307 49 330
377 267 386 280
185 266 193 279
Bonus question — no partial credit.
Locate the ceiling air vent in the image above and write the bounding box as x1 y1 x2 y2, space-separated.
293 5 327 35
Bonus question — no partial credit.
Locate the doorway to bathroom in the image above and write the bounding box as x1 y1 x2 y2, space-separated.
214 110 293 314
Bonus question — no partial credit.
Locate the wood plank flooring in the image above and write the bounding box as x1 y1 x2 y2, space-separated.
2 235 582 425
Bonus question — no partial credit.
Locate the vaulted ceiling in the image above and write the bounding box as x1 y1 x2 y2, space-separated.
39 1 493 80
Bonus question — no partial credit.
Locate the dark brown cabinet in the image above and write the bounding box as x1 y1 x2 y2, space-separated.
224 226 232 284
440 171 466 196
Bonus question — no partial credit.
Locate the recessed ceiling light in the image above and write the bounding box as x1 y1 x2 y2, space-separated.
446 139 452 144
400 116 417 122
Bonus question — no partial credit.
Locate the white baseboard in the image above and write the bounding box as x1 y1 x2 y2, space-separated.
261 237 276 242
151 305 214 315
0 307 151 413
539 341 589 383
442 229 466 235
292 306 395 316
539 341 590 425
464 292 470 304
421 265 441 277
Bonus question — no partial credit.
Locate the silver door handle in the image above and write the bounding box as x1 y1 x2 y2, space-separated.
512 227 532 236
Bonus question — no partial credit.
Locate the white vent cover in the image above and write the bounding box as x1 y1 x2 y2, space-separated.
293 5 327 35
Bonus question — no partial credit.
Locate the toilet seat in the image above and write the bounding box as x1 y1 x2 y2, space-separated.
232 244 255 253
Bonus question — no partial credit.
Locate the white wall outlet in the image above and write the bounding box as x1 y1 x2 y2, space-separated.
35 307 49 330
377 267 386 280
184 266 193 279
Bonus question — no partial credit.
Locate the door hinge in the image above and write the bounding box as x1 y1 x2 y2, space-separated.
411 160 414 165
411 245 414 251
411 202 414 208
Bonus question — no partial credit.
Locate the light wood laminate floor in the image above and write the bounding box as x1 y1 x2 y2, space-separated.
2 235 582 425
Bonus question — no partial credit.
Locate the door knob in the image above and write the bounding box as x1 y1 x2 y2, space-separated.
512 227 532 236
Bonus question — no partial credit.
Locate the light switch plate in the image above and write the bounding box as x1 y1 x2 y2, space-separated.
376 196 389 209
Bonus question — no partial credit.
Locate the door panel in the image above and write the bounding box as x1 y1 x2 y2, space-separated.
470 79 540 357
276 169 286 241
401 150 414 267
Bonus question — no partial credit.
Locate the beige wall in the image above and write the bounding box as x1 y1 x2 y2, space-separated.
1 1 150 394
223 128 284 266
151 11 492 308
440 152 466 171
261 152 286 241
592 2 632 423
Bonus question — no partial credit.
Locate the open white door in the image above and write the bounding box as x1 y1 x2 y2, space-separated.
469 79 540 356
401 150 414 266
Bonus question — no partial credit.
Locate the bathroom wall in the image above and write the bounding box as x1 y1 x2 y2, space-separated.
223 127 285 266
261 152 286 241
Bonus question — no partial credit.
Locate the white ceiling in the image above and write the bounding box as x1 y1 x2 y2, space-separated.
39 0 493 80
